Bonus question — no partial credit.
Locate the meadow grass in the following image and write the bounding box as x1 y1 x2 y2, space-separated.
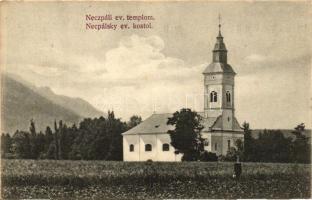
1 159 311 199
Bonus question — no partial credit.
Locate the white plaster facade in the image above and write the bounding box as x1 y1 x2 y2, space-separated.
123 131 244 161
202 132 244 156
123 133 182 162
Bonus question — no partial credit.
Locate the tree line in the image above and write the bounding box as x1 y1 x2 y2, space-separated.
1 109 310 163
1 111 142 160
167 109 310 163
239 122 311 163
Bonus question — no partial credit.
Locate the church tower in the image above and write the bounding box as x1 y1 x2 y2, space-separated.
203 18 236 130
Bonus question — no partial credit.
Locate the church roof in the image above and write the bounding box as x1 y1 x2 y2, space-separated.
122 112 242 135
203 62 235 74
210 115 243 132
122 113 175 135
213 32 227 52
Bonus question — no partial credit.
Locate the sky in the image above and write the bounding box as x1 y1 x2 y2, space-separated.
1 1 311 129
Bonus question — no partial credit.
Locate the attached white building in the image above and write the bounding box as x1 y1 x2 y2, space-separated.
122 25 244 162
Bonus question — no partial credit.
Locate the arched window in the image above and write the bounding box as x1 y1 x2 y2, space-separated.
215 143 218 151
162 143 170 151
210 91 217 102
204 139 209 146
129 144 134 152
226 91 231 103
145 144 152 152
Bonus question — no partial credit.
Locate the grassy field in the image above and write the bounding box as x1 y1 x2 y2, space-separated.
1 159 311 199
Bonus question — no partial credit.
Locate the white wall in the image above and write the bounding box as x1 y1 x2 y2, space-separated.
156 134 182 161
123 135 140 161
123 133 182 162
210 132 244 155
123 132 243 161
222 109 234 130
201 132 212 152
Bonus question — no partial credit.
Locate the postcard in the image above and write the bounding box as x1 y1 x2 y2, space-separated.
0 1 311 199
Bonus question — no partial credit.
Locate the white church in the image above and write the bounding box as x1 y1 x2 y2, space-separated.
122 24 244 161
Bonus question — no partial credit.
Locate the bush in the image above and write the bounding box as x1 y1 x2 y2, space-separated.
199 151 218 161
182 151 200 161
224 147 238 162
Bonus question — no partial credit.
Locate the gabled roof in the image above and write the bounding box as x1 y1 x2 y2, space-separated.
201 114 219 131
122 113 174 135
209 115 243 132
122 112 242 135
203 62 235 74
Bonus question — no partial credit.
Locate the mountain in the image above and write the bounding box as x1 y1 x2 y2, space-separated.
7 73 104 118
35 86 104 118
1 75 93 134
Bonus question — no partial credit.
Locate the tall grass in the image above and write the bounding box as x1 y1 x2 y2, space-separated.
1 159 311 199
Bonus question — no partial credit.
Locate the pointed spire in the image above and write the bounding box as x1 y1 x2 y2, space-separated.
203 14 236 75
218 13 222 37
213 14 227 63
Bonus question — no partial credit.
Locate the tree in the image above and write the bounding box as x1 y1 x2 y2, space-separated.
57 120 65 160
248 129 292 163
104 111 127 160
167 108 204 161
68 111 127 160
36 131 46 158
44 126 54 153
1 133 12 157
242 122 254 161
61 124 77 160
291 123 310 163
29 120 40 159
58 121 68 159
11 130 31 159
54 120 60 160
127 115 142 129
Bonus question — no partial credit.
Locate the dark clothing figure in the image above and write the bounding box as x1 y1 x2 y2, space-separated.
234 162 242 180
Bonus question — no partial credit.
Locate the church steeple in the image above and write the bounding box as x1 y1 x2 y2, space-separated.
213 15 227 63
217 14 222 37
203 15 237 131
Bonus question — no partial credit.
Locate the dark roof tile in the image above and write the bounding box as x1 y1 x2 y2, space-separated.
122 112 242 135
203 62 235 74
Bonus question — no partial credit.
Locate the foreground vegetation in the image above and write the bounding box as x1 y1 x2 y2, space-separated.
1 159 311 199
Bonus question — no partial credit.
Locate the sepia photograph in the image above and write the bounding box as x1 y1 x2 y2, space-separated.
0 1 311 199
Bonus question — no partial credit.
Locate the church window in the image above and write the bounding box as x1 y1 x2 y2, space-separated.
215 143 218 150
204 140 209 146
226 91 231 103
145 144 152 152
162 143 170 151
129 144 134 152
227 140 231 149
210 91 217 102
